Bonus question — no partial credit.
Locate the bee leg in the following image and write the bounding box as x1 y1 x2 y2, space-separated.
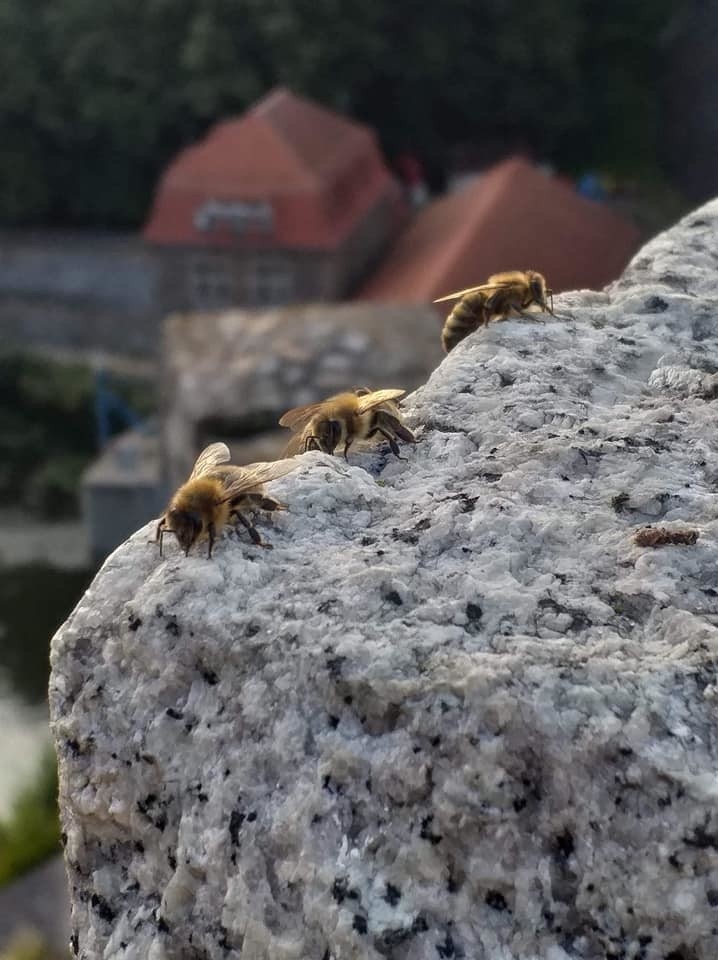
247 494 286 513
207 522 216 559
155 518 166 555
233 511 273 549
343 437 354 460
379 429 407 460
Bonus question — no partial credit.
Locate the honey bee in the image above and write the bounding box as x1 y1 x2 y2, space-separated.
434 270 556 353
279 388 416 460
155 442 298 558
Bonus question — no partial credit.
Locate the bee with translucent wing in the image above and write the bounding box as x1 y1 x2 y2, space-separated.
279 388 416 461
155 442 299 558
435 270 557 353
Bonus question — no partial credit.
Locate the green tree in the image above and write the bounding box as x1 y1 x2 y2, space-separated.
0 749 60 888
0 0 681 226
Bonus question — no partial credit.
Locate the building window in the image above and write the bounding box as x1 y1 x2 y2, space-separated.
194 200 273 235
247 256 295 306
188 255 234 309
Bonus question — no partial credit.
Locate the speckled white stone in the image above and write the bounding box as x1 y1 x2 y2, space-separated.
51 201 718 960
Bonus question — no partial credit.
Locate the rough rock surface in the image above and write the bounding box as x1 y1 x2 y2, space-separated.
51 202 718 960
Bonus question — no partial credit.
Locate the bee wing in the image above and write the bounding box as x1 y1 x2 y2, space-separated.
433 281 511 304
218 459 299 501
356 389 406 414
279 401 329 431
281 432 307 457
188 442 231 480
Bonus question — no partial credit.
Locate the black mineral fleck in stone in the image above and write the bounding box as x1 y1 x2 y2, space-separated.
353 915 368 935
384 883 401 906
229 809 245 845
420 815 443 845
199 665 218 685
166 707 183 720
466 602 483 623
485 890 508 911
644 295 668 313
90 893 116 922
436 932 456 958
685 824 718 849
554 829 575 861
326 656 346 679
332 877 349 903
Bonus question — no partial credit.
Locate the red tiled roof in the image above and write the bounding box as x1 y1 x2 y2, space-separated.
143 87 402 250
357 157 642 302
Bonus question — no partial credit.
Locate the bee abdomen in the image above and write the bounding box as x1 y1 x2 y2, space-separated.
441 292 487 353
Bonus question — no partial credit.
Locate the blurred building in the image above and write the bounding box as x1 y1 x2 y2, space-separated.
143 88 406 311
0 230 159 356
82 423 163 560
0 89 405 356
358 157 641 303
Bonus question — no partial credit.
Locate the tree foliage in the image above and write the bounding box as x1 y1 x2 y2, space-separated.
0 748 60 888
0 0 678 226
0 352 154 516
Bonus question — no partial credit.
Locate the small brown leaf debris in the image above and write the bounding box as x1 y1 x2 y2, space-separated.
633 526 699 548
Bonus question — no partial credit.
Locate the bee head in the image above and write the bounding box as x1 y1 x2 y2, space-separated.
317 419 343 454
528 273 546 307
168 508 203 556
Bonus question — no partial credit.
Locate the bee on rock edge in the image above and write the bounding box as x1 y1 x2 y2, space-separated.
279 388 416 460
435 269 557 353
155 442 299 558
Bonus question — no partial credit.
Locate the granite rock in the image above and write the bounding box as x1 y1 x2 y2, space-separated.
51 201 718 959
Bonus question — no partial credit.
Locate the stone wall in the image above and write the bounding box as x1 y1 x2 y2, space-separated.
0 231 161 355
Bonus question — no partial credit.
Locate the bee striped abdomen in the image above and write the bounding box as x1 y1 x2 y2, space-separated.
441 291 487 353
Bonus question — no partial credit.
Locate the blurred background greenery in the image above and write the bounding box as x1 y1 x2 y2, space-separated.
0 0 691 226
